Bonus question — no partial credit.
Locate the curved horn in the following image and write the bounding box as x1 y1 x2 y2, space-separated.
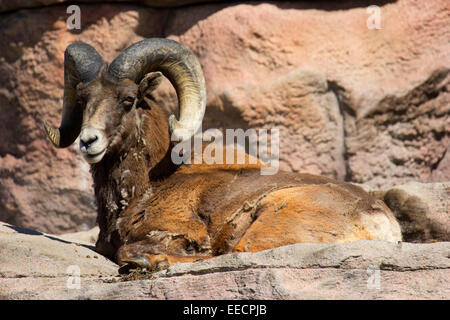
44 42 104 148
108 38 206 142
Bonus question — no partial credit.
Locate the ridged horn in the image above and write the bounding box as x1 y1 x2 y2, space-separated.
44 42 104 148
108 38 206 142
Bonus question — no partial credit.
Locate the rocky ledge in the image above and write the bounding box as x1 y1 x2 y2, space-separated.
0 221 448 299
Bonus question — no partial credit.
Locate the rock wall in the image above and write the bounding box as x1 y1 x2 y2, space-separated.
0 0 448 234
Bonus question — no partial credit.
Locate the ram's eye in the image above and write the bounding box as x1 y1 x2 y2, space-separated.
76 96 85 106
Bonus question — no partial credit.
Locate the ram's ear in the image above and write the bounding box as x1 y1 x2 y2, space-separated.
138 72 163 98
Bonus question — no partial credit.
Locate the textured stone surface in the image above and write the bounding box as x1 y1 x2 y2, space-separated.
0 0 448 234
59 226 100 245
0 222 117 278
214 68 346 179
166 0 450 186
346 70 450 187
1 222 449 299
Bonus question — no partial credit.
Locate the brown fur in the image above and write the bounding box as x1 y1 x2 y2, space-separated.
77 71 401 270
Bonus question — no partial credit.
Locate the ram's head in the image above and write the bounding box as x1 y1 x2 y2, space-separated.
44 39 206 163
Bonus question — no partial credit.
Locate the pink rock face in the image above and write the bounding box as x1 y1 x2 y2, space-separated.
165 1 449 187
0 0 448 233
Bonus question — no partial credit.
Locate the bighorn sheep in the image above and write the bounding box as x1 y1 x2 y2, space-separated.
44 39 402 271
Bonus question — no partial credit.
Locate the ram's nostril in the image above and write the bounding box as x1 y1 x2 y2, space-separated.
81 135 98 149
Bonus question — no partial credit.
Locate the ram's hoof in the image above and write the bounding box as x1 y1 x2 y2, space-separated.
118 255 171 274
118 256 150 274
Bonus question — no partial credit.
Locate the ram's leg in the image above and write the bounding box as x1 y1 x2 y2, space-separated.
119 253 211 274
116 239 213 274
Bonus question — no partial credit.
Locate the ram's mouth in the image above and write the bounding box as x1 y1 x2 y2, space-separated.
84 148 107 164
